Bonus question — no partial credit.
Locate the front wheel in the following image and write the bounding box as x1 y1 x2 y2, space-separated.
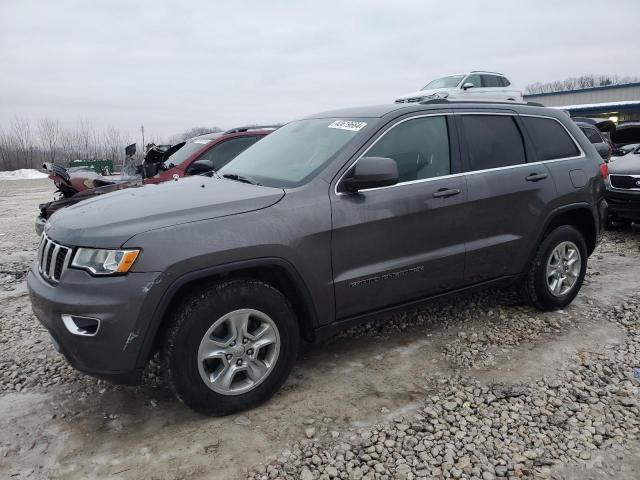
522 225 588 311
163 279 299 415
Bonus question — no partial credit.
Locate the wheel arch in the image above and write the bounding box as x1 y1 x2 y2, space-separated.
136 257 318 368
540 203 598 255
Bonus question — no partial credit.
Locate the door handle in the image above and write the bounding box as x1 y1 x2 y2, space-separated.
526 173 548 182
432 188 461 198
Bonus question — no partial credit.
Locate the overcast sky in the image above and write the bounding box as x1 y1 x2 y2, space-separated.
1 0 638 142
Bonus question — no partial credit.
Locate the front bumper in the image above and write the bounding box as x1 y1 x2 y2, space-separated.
605 187 640 221
27 264 162 385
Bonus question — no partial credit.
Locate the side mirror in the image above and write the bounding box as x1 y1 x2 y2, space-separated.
462 82 475 90
187 159 215 174
340 157 399 193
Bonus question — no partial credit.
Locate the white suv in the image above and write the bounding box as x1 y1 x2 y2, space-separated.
394 71 523 104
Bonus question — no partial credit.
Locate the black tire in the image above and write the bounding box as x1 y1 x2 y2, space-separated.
521 225 588 311
162 279 299 416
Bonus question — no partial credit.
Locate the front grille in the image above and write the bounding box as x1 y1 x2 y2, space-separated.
37 234 72 283
610 174 640 190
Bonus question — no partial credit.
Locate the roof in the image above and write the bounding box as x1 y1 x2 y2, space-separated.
305 100 560 120
524 82 640 98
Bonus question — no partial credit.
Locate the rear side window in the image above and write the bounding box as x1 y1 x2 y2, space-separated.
481 75 501 88
522 117 580 160
581 127 604 144
500 76 511 87
460 115 526 171
366 116 450 183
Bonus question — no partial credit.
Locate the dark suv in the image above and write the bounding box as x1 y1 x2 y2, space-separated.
28 101 607 415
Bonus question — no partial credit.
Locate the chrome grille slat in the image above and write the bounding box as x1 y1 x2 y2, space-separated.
37 234 71 283
48 245 60 278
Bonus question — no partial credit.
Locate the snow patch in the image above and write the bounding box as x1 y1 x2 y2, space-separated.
0 169 49 180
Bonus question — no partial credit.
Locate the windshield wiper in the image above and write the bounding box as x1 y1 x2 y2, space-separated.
222 173 260 185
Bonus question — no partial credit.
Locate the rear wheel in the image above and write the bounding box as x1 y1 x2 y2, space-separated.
522 225 587 311
163 279 299 415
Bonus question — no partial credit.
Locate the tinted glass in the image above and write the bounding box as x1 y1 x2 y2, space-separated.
461 115 526 170
366 116 450 183
464 74 481 88
500 76 511 86
220 118 366 188
522 117 580 160
584 128 603 144
196 136 259 170
481 75 501 88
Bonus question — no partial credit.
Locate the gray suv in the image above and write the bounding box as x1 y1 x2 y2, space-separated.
28 101 607 415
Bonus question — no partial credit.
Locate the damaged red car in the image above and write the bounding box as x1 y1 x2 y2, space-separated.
36 126 277 234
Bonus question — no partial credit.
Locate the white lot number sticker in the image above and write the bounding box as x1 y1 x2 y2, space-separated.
192 139 212 144
328 120 367 132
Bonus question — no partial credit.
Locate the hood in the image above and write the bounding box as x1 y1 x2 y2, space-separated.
395 88 445 101
611 123 640 145
45 176 285 247
609 152 640 175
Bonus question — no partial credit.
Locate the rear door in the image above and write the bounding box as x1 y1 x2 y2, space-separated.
457 112 557 284
331 113 469 318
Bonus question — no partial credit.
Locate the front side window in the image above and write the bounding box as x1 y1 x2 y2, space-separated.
219 118 367 187
422 75 465 90
366 116 450 183
464 74 481 88
461 115 526 171
195 136 260 171
522 117 580 160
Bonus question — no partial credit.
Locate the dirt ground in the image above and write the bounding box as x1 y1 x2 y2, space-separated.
1 179 639 480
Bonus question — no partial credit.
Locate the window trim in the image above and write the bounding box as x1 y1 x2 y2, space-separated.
334 112 585 196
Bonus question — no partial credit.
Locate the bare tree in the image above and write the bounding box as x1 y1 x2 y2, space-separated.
10 116 34 169
526 74 640 94
37 118 61 164
168 126 223 144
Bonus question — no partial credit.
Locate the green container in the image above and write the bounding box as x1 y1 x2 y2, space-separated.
69 159 115 175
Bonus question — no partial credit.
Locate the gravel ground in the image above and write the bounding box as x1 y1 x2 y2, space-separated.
246 297 640 480
1 179 639 480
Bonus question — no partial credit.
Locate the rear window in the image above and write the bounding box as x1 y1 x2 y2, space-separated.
522 117 580 160
461 115 526 171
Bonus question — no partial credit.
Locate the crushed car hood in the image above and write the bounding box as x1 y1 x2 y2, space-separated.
45 176 285 247
609 154 640 175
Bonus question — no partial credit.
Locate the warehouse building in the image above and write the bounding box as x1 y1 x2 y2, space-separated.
524 82 640 144
523 82 640 124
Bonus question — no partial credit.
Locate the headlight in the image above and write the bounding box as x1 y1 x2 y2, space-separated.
71 248 140 275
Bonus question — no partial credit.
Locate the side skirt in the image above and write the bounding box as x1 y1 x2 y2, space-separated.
314 275 520 342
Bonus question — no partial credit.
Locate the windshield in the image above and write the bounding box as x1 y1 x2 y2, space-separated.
162 140 211 168
422 75 464 90
219 118 368 187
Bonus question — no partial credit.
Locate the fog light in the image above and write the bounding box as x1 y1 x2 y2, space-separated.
61 314 100 336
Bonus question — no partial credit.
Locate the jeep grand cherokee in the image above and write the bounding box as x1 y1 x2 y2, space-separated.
28 101 607 415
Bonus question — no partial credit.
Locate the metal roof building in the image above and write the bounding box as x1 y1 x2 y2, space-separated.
523 82 640 123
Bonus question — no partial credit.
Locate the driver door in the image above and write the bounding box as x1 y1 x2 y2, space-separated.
330 114 469 318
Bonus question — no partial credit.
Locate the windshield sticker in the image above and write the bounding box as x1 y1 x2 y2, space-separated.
192 139 212 144
328 120 367 132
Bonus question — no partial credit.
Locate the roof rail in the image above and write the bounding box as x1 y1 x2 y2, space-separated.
224 125 282 135
418 98 546 107
470 70 505 76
